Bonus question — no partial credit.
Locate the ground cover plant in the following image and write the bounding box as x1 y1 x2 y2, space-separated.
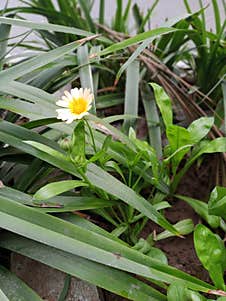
0 0 225 300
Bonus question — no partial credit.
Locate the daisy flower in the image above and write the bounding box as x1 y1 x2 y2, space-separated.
56 88 93 124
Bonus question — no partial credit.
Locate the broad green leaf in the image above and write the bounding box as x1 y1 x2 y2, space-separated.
176 195 221 229
0 265 42 300
99 27 178 56
166 125 191 174
194 224 226 290
147 247 168 265
150 83 173 128
167 281 187 301
0 233 166 301
33 180 88 201
209 186 226 219
188 117 214 144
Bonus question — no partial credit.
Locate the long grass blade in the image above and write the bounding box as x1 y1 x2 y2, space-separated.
141 82 162 159
222 80 226 135
0 233 166 301
0 265 42 300
77 44 96 114
123 60 140 133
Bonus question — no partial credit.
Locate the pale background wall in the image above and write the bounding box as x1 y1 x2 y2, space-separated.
1 0 224 29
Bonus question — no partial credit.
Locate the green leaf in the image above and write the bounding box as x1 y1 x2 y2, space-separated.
77 0 96 32
33 180 88 201
150 83 173 128
187 117 214 144
167 281 187 301
172 138 226 192
99 27 178 56
71 119 86 164
156 219 194 241
0 185 115 212
0 120 175 233
209 186 226 219
194 224 226 290
0 16 99 39
147 247 168 265
166 125 191 174
0 265 42 300
0 289 9 301
86 163 179 236
141 82 162 159
77 44 96 114
0 36 97 82
123 60 140 133
0 233 166 301
176 195 221 229
0 23 11 70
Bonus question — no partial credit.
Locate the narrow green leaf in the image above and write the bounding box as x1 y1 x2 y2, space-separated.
33 180 88 201
99 27 178 56
0 289 9 301
123 60 140 133
176 195 220 229
222 80 226 135
78 0 96 32
0 265 42 300
0 233 166 301
212 0 221 34
77 44 96 114
0 16 97 38
141 83 162 158
0 196 214 292
0 36 98 82
0 23 11 70
156 219 194 241
116 37 151 82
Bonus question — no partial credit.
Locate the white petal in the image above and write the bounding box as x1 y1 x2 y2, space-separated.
56 99 69 108
74 111 89 119
71 88 79 99
56 108 71 120
64 90 73 100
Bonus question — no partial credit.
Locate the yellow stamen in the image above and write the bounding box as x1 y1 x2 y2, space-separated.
69 97 88 115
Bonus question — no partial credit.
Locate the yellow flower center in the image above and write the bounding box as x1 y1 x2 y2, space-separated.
69 97 88 115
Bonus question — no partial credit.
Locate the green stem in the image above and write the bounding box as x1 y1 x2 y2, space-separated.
85 119 97 153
